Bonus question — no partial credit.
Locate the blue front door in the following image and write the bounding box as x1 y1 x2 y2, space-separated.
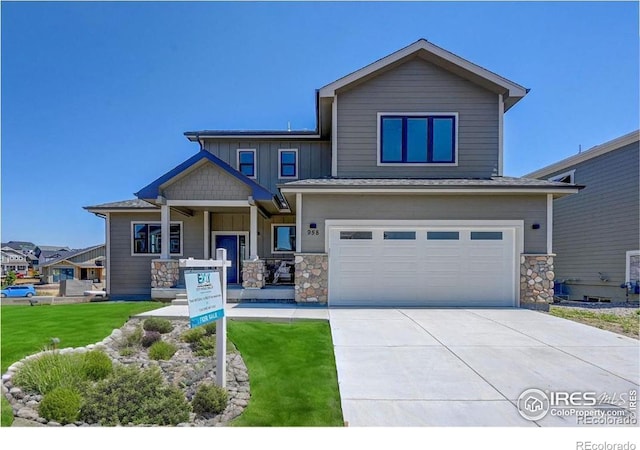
215 235 238 284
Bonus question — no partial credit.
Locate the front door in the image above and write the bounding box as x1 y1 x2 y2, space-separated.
215 235 239 284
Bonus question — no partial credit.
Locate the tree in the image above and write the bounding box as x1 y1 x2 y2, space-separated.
3 271 16 287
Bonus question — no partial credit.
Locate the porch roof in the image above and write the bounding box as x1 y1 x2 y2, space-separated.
135 150 275 203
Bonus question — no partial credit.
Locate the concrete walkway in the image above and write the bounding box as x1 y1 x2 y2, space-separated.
135 302 329 322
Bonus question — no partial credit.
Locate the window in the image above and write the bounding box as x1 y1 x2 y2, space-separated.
626 250 640 283
379 113 457 165
471 231 503 240
549 170 575 184
237 149 256 178
384 231 416 240
132 222 182 255
427 231 460 240
279 149 298 179
340 231 373 240
272 225 296 253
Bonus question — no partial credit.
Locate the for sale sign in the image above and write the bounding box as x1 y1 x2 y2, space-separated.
185 270 224 328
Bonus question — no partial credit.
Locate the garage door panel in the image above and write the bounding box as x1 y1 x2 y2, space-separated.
329 224 517 307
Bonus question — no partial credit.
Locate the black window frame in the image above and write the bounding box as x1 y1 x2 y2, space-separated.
279 150 298 178
132 222 182 255
238 150 256 178
379 114 456 164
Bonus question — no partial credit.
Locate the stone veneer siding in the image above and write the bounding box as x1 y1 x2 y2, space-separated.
294 253 328 303
520 254 555 310
242 260 266 289
151 259 180 288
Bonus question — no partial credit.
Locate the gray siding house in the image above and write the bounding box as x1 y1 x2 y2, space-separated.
86 39 578 307
526 131 639 303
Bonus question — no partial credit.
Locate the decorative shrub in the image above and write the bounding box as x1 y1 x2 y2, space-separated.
119 347 135 357
38 387 82 424
193 335 216 357
191 383 228 416
203 322 216 336
142 317 173 334
81 350 113 381
80 366 190 426
141 331 162 348
123 326 143 348
13 351 85 395
148 341 177 360
181 327 206 344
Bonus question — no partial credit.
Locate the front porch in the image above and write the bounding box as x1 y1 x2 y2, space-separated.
151 284 295 303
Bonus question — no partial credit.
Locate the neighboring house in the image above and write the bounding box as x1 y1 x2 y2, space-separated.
526 131 639 303
40 244 106 284
85 39 578 306
2 241 37 254
1 248 29 276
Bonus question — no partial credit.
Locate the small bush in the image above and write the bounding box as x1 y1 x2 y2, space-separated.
141 331 162 348
203 322 217 336
181 327 206 344
81 350 113 381
148 341 177 360
119 347 135 357
191 383 228 416
38 387 82 424
142 317 173 334
13 351 85 395
123 326 143 347
193 335 216 357
80 366 190 425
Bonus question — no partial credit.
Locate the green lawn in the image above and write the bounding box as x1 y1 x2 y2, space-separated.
227 320 343 426
1 301 162 427
1 303 344 427
549 306 640 339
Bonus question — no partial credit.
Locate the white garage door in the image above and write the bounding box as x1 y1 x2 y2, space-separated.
328 223 518 307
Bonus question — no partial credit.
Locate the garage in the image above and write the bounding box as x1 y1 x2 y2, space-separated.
327 220 522 307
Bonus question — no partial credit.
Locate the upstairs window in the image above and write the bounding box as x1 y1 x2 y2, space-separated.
379 114 457 165
279 149 298 179
237 149 256 178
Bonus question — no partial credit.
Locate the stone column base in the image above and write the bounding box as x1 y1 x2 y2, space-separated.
520 254 555 310
151 259 180 288
242 260 265 289
294 253 328 304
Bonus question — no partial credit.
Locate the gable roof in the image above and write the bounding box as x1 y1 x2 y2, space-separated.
525 130 640 179
135 150 274 202
41 244 105 268
318 39 529 111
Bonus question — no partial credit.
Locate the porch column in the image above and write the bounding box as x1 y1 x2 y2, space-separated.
250 205 258 259
160 204 170 259
204 211 210 259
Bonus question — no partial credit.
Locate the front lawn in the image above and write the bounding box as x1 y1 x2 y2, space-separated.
1 301 162 427
227 320 343 426
549 306 640 339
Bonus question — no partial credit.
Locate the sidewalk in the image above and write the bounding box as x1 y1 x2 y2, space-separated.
134 302 329 322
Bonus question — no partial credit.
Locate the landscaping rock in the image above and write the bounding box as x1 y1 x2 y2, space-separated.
16 407 39 420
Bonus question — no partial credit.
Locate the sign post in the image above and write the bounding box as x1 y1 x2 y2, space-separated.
180 249 230 387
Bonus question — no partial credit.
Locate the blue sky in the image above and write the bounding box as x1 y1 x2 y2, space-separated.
2 1 638 249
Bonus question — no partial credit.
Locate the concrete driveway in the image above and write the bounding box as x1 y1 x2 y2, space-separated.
329 308 639 426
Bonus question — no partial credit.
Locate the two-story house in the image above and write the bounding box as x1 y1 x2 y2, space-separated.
1 247 29 276
85 40 579 308
526 131 639 303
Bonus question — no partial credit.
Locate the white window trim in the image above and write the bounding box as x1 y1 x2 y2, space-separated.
236 148 257 179
271 223 297 254
131 221 183 257
626 250 640 283
548 169 575 184
376 112 459 167
278 148 299 180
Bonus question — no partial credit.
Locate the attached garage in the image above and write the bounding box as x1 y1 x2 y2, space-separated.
326 220 523 307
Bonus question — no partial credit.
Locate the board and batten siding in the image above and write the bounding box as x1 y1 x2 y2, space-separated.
547 141 639 301
203 140 332 195
68 246 105 264
109 211 204 298
336 57 499 178
300 194 547 253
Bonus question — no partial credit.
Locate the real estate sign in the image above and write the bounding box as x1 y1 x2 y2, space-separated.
185 270 224 328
